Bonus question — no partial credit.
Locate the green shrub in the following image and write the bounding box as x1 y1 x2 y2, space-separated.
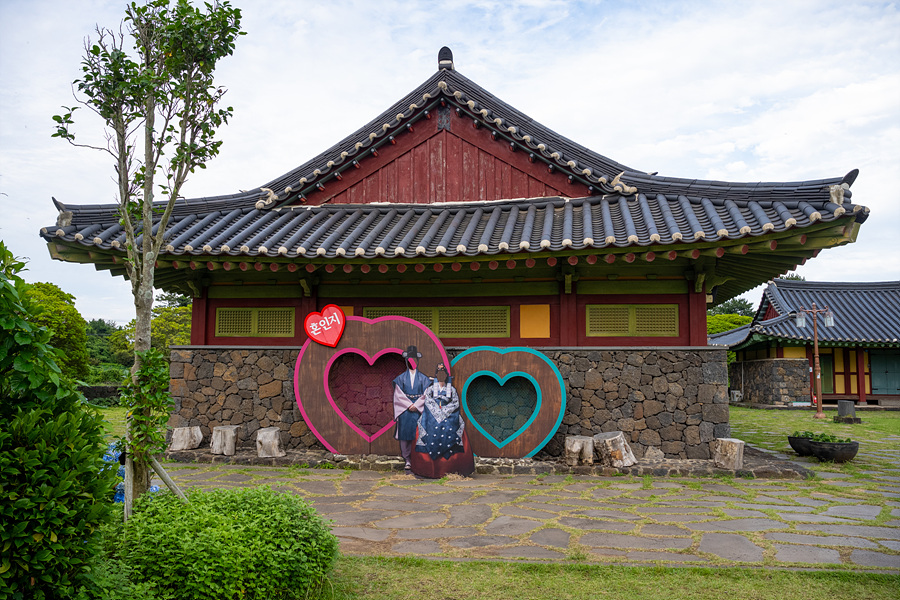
121 487 339 599
0 241 117 599
791 430 852 443
88 362 130 385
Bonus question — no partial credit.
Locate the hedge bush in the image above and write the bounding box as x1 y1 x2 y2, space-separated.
0 241 117 599
121 487 339 599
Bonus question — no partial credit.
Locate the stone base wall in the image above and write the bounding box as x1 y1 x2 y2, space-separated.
729 358 809 406
168 346 728 459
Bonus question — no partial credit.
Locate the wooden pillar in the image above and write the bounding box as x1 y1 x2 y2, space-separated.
559 280 578 346
688 290 707 346
856 348 867 405
190 289 208 345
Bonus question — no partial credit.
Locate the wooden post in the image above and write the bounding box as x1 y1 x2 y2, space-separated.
150 456 188 503
857 348 867 404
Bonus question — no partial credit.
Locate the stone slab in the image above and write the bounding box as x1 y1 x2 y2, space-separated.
448 535 517 548
499 506 556 519
576 509 642 520
640 524 690 536
485 516 543 536
470 490 530 504
374 513 447 529
330 526 391 542
330 510 403 526
777 513 856 524
417 491 474 504
557 517 636 532
849 550 900 568
446 504 493 526
772 544 841 564
395 527 476 539
580 533 692 550
686 518 784 532
494 546 566 559
794 524 900 540
822 505 883 519
530 528 571 548
392 540 442 554
698 533 763 562
764 532 879 549
626 551 707 563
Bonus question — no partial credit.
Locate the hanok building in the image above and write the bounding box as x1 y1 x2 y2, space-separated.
41 48 870 458
715 279 900 408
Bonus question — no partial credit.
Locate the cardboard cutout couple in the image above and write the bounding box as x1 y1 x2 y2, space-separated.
392 345 475 478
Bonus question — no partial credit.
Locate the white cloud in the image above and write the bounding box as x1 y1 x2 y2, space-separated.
1 0 898 324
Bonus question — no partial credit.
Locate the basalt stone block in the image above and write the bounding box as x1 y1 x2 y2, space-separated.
169 426 203 451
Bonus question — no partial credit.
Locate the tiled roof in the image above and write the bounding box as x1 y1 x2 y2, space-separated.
708 324 752 347
46 57 865 218
733 280 900 347
43 193 866 260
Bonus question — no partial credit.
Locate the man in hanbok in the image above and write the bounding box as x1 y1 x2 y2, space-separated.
410 363 475 478
392 345 431 473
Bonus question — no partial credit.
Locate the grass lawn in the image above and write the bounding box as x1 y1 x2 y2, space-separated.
95 405 127 439
323 558 898 599
729 406 900 474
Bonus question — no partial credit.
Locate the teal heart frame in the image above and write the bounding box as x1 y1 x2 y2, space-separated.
460 371 541 449
452 346 566 458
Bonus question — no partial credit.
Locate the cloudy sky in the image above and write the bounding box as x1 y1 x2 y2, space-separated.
1 0 898 324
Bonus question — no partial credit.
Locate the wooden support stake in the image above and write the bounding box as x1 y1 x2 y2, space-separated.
150 456 188 503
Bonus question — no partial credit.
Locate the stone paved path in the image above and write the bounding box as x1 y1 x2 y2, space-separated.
161 463 900 571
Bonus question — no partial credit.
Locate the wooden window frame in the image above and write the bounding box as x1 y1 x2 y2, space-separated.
214 307 295 338
362 305 510 338
585 304 679 337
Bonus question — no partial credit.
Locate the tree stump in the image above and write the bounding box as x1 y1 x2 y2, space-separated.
564 435 594 466
712 438 745 470
256 427 286 458
211 425 241 456
592 431 637 468
169 426 203 451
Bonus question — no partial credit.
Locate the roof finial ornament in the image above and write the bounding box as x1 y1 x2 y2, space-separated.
438 46 454 71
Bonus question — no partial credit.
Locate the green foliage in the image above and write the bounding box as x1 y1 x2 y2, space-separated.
781 272 806 280
81 519 161 600
706 313 753 335
707 297 755 317
120 347 172 462
87 362 130 385
113 303 192 359
87 319 132 367
22 282 91 381
120 487 339 600
0 241 117 599
791 431 852 443
155 292 191 308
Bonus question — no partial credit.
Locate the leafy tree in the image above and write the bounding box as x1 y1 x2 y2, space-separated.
0 241 117 598
115 303 192 358
707 313 752 335
53 0 244 512
155 291 191 308
23 282 91 381
708 297 755 317
781 272 806 280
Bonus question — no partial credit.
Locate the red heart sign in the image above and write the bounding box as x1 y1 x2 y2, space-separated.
304 305 346 347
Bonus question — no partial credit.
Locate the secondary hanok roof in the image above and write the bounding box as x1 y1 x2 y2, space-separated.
41 48 870 301
715 280 900 348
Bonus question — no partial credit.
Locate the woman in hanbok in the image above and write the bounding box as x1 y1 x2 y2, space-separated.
410 363 475 478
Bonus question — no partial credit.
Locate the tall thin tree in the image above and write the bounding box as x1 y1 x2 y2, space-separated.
53 0 243 516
